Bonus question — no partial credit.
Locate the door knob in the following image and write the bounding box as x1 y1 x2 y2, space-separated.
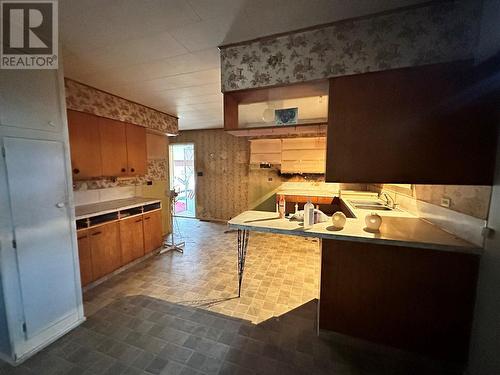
73 168 80 174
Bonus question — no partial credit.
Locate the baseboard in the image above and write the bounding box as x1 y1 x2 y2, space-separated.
12 316 85 365
83 248 161 292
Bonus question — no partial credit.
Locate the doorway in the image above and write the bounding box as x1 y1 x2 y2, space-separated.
169 143 196 218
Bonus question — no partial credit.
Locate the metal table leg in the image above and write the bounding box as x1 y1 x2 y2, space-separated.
237 229 249 298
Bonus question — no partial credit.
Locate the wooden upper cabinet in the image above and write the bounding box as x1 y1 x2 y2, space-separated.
120 215 145 264
143 210 163 253
67 110 102 179
326 61 497 184
99 118 128 177
125 123 147 176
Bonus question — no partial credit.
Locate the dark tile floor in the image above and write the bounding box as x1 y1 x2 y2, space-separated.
0 219 462 375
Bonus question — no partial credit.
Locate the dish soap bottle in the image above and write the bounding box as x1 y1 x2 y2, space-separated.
303 199 314 229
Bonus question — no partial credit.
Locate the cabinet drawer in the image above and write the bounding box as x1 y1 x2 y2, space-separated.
281 149 325 161
250 152 281 164
250 139 282 153
282 137 325 150
281 160 325 174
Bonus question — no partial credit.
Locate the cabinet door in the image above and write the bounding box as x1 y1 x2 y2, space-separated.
143 210 163 253
89 222 121 279
326 62 496 184
120 216 145 264
0 69 62 131
67 110 102 179
99 118 128 177
125 123 147 176
77 230 93 286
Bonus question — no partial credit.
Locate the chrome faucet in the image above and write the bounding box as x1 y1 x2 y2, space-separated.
380 192 398 209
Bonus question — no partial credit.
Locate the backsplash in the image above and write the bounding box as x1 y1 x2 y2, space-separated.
371 184 491 220
370 184 490 247
65 79 178 134
220 0 480 91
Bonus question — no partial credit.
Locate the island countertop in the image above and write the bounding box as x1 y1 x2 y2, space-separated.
228 210 481 255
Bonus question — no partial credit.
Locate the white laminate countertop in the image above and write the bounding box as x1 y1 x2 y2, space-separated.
75 197 161 220
228 207 481 255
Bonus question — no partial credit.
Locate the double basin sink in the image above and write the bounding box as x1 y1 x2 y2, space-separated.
349 200 398 211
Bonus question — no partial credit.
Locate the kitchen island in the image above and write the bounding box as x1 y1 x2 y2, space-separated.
228 202 481 363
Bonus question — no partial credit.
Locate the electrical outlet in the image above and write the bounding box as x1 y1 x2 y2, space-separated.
440 197 451 208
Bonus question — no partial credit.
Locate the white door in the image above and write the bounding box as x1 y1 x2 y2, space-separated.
3 137 78 339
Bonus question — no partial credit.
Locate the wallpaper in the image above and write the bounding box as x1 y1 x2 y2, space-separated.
220 0 480 91
170 129 250 221
65 79 178 134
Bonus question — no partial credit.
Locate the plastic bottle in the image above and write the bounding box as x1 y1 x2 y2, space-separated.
294 203 299 214
278 195 286 219
303 199 314 229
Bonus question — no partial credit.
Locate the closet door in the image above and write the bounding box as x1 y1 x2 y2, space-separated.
3 137 79 339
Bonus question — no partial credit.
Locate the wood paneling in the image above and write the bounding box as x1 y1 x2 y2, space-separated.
89 222 121 279
120 215 145 264
67 110 102 179
143 210 163 253
76 229 93 286
320 239 479 363
99 118 128 177
125 123 147 176
326 62 497 184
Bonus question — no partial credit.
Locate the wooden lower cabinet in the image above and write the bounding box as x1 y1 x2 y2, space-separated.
76 209 163 287
89 221 121 280
143 210 163 253
320 239 479 363
120 215 145 264
76 229 93 286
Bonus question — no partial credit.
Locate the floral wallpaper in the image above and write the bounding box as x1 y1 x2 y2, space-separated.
220 0 480 91
65 79 178 134
72 159 167 191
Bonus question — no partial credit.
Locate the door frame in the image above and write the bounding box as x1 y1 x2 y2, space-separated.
169 142 196 218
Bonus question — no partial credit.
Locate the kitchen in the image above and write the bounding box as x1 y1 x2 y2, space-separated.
0 0 499 374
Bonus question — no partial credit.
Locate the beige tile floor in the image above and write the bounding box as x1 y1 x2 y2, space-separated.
84 218 320 324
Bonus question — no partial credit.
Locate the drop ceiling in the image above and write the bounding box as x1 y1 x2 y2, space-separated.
60 0 427 130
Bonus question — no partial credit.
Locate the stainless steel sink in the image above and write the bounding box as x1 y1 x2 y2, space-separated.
349 200 385 206
353 204 393 211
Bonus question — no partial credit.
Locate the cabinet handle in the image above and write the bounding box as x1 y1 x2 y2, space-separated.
121 168 126 173
130 168 135 173
77 236 86 240
73 168 80 174
135 219 142 223
144 217 150 220
91 231 102 236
